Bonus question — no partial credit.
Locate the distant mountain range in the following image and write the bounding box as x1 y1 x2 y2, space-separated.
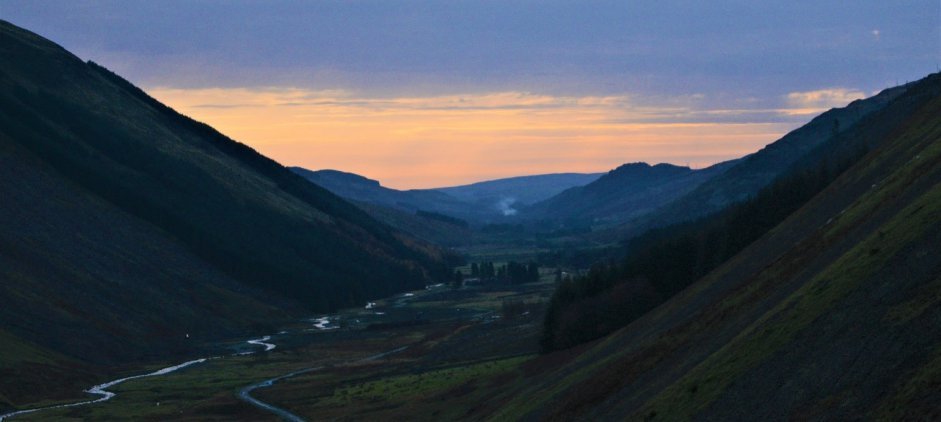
292 163 744 231
303 82 916 237
434 172 603 214
290 167 603 223
0 20 452 405
290 168 483 221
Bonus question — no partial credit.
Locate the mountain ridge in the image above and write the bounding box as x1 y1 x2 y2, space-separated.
525 160 738 228
291 166 605 223
434 171 604 207
602 82 913 241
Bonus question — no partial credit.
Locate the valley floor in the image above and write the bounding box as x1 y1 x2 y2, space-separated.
5 280 554 421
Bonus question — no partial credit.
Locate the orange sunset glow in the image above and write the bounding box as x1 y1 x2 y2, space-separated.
148 87 806 189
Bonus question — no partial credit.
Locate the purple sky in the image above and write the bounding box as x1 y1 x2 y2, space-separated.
2 1 938 187
4 1 936 97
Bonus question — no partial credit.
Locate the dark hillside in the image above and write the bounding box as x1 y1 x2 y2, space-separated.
488 72 941 420
0 20 450 406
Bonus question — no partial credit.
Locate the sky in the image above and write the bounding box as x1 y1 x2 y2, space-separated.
2 1 939 188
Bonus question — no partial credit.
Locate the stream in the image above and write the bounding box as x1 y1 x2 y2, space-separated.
237 346 409 421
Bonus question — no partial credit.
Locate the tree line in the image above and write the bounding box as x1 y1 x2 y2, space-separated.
452 261 540 286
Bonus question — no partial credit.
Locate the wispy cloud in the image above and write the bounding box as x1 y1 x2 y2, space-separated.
148 87 830 188
784 88 866 115
169 88 634 112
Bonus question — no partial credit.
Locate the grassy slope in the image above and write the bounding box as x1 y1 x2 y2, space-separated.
0 330 95 412
485 75 941 420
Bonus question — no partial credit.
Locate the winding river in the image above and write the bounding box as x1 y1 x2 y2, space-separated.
0 335 275 421
0 358 208 421
247 335 277 352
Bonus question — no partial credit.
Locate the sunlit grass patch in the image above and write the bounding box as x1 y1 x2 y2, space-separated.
638 180 941 420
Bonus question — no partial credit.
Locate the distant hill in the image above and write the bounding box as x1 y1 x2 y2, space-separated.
291 168 603 224
434 172 603 213
600 81 912 241
524 161 737 228
492 72 941 419
290 167 484 219
0 20 451 406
